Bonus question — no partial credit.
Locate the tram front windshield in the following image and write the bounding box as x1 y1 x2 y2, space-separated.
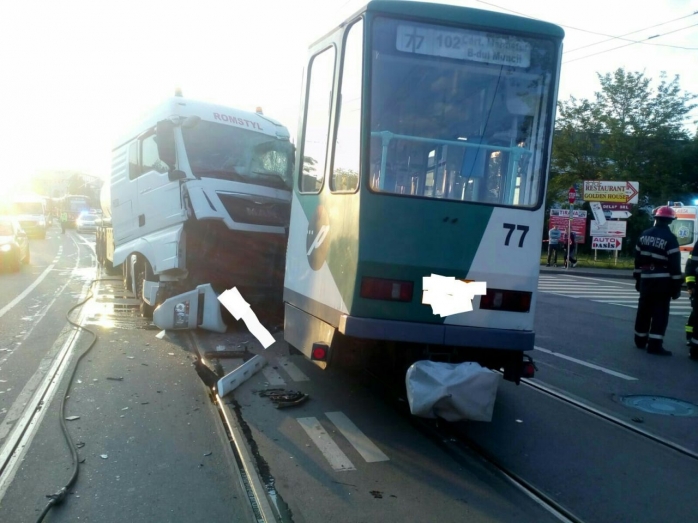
370 18 557 207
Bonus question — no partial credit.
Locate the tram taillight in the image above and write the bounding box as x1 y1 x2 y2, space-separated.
479 289 531 313
360 277 413 302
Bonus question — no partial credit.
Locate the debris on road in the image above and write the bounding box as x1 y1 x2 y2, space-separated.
257 389 309 409
370 490 383 499
65 416 80 421
100 454 108 459
204 452 212 456
156 330 166 339
107 377 124 381
76 442 85 449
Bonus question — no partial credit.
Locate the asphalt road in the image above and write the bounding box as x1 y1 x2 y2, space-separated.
3 234 697 523
0 227 252 523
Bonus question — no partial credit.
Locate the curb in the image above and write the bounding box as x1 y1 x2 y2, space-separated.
539 267 635 279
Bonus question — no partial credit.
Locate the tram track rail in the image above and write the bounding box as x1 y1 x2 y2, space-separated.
519 377 698 461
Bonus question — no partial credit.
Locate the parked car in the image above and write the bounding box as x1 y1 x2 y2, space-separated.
0 217 30 272
76 211 99 233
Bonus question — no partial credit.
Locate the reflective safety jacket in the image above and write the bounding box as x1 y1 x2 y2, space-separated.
633 224 682 294
686 243 698 291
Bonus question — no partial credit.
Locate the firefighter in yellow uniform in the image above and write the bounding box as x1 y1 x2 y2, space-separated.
686 243 697 360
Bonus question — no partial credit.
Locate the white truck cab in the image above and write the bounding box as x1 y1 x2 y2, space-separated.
101 95 294 331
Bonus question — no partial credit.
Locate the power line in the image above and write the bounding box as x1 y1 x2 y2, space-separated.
565 12 698 53
563 22 698 65
476 1 698 51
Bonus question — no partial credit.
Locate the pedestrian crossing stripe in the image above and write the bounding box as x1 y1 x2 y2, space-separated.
538 275 692 316
297 412 390 471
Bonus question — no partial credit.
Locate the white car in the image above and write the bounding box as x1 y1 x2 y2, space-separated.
76 212 99 233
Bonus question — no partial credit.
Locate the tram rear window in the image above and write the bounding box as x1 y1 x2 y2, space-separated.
369 17 557 208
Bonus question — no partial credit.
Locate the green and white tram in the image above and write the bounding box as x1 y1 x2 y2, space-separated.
284 1 564 382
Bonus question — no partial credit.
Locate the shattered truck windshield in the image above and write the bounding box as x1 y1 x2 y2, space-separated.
369 18 556 207
182 121 294 189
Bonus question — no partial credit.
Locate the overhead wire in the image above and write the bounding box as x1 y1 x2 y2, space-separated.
563 22 698 64
476 1 698 51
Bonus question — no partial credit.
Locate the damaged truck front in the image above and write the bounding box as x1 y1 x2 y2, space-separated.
97 96 293 331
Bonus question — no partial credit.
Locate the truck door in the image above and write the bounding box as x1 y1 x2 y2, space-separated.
111 141 142 244
136 130 183 235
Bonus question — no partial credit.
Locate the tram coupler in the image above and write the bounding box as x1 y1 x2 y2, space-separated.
503 354 536 384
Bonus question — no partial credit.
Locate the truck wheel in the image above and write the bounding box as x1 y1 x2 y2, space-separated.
135 258 155 319
123 261 132 293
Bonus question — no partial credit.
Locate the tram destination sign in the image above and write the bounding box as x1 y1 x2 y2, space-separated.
396 24 531 68
583 181 639 204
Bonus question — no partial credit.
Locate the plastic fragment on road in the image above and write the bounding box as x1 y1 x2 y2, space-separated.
65 416 80 421
155 330 166 339
153 284 226 333
405 360 501 422
217 354 266 398
218 287 275 348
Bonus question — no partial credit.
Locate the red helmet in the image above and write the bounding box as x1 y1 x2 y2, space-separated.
653 206 676 219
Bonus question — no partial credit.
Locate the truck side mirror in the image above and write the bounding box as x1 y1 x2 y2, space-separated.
156 120 177 169
168 170 187 182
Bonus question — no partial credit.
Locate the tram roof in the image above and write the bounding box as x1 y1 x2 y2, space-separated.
325 1 564 42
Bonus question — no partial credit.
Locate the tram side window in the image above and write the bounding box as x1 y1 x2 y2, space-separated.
141 133 169 175
332 19 363 193
300 47 336 193
128 142 139 180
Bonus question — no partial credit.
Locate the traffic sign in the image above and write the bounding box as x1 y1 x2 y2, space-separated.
590 202 606 226
568 187 576 204
592 237 622 250
583 181 639 204
591 220 627 237
601 203 632 211
607 211 632 219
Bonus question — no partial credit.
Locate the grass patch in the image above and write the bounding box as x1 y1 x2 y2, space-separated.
540 253 634 269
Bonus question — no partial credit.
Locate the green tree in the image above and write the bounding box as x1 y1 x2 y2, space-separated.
549 68 697 254
550 68 697 208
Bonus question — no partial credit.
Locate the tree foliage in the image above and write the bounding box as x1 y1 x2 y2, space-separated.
550 68 697 207
548 68 698 254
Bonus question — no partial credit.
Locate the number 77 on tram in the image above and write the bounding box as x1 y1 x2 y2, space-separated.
284 1 564 383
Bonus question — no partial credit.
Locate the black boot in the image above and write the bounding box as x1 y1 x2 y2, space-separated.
634 334 647 349
647 340 672 356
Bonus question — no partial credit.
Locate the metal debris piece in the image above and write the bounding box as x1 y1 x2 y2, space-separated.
122 407 129 411
141 363 149 366
77 380 82 384
76 442 85 449
79 458 86 464
632 416 644 423
107 377 124 381
370 490 383 499
127 356 135 359
204 452 213 457
65 416 80 421
100 454 108 459
168 353 175 356
141 402 149 405
257 389 309 409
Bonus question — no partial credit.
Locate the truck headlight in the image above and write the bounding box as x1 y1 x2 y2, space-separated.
39 219 46 227
0 244 11 252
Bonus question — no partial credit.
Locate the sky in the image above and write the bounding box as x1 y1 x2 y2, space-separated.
0 0 696 190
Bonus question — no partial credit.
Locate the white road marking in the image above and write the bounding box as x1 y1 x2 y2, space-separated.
538 275 690 316
534 346 638 381
0 263 56 319
297 417 356 471
325 411 389 463
0 278 93 501
261 367 286 386
276 357 310 382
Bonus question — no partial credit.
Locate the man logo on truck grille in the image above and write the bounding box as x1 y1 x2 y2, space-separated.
306 205 330 271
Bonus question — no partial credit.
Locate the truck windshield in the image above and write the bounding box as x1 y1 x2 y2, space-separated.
11 202 43 214
182 121 294 190
369 17 557 207
670 219 695 247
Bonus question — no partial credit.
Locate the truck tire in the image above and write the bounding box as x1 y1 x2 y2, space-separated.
135 258 155 319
